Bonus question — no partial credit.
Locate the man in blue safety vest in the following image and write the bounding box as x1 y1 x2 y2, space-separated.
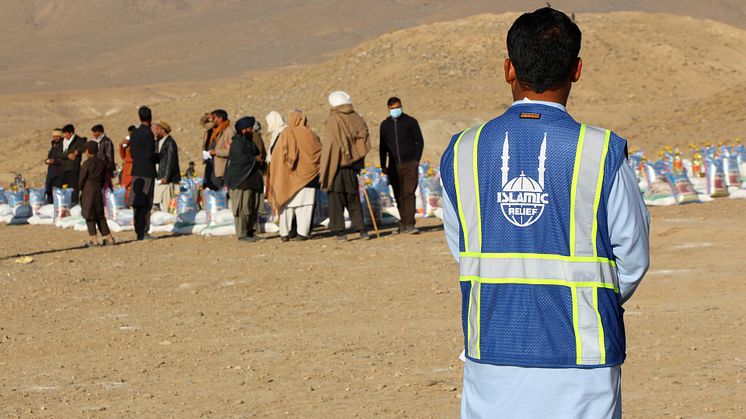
440 7 650 418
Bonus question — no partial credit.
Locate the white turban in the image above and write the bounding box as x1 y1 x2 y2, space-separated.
265 110 285 134
328 91 352 107
265 110 287 164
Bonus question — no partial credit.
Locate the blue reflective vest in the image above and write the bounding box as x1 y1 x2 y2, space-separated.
440 103 628 368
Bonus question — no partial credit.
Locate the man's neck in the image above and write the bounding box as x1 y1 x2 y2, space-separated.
512 84 571 107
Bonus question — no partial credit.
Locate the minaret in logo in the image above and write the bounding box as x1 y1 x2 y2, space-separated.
496 132 550 227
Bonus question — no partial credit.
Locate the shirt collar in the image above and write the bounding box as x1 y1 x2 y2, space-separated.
510 97 567 112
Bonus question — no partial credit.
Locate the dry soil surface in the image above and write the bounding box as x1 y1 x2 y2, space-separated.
0 200 744 418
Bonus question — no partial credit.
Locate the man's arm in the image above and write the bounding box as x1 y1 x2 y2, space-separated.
411 118 425 162
379 122 388 171
78 161 88 191
607 161 650 304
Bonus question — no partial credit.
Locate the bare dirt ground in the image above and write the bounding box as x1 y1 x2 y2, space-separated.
1 200 744 418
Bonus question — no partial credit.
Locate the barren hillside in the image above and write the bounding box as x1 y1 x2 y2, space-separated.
3 12 746 185
2 0 746 94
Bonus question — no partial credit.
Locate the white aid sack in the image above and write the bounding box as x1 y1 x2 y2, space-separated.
39 204 55 218
59 215 85 229
149 224 174 233
211 209 235 226
28 215 54 225
194 210 207 225
258 223 279 234
200 224 236 237
150 211 177 226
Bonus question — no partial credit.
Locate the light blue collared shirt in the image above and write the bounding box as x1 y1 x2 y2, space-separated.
443 100 651 418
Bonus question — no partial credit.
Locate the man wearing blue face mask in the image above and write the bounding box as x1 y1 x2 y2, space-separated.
379 96 424 234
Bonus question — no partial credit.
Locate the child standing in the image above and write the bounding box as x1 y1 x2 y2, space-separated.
80 141 116 246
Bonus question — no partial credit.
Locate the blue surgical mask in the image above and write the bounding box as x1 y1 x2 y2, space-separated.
389 108 403 119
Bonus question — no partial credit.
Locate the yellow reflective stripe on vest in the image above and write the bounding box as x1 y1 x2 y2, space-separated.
459 256 619 291
454 123 487 359
568 125 612 365
453 124 487 253
453 129 471 251
571 125 610 257
467 280 481 359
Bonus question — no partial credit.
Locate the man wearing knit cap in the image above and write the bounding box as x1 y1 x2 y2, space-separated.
153 121 181 211
44 129 65 204
224 116 263 242
320 91 371 241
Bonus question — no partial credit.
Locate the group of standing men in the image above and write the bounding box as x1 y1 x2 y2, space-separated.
44 106 183 241
44 124 115 205
199 91 425 242
43 93 426 243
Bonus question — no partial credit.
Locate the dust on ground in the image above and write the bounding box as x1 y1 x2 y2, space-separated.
1 200 744 417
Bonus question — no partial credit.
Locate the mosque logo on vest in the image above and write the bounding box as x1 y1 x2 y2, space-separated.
496 132 549 227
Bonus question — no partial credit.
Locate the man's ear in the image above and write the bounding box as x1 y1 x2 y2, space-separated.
571 57 582 83
504 58 516 84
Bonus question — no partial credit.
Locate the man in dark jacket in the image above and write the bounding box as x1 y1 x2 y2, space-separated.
379 96 424 234
61 124 87 204
44 129 65 204
153 121 181 211
128 106 157 240
91 124 116 190
224 116 263 242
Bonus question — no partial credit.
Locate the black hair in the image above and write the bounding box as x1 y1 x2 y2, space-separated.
507 7 581 93
91 124 104 133
85 141 99 155
387 96 401 107
212 109 228 121
62 124 75 133
127 125 136 133
138 106 152 123
188 161 195 165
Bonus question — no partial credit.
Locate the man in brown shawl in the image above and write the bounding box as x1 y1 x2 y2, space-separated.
269 110 322 241
206 109 235 188
319 91 371 240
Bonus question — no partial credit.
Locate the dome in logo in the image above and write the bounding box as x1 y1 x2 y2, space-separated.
503 172 543 194
497 132 550 228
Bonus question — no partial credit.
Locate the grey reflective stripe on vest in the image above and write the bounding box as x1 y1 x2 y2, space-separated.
573 126 607 256
571 125 611 365
575 287 604 364
459 256 618 289
467 281 481 358
454 126 481 253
